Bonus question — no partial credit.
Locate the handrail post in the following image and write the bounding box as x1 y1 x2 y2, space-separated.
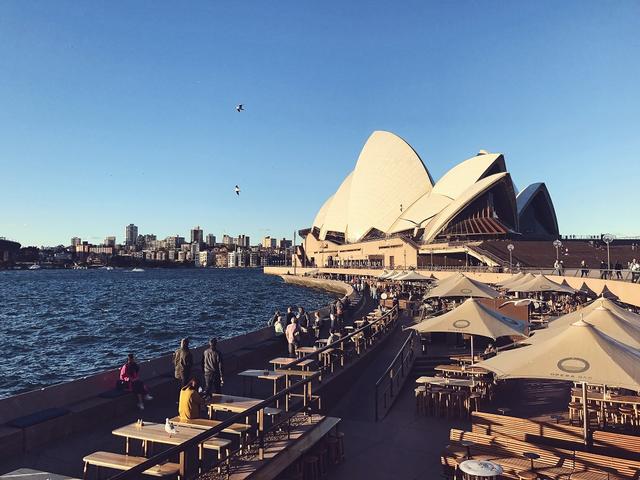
258 408 265 460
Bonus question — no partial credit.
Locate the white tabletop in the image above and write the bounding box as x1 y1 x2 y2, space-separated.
416 376 475 387
458 460 503 477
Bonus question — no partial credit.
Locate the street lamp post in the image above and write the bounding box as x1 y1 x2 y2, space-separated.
507 243 514 271
553 239 562 263
603 233 615 276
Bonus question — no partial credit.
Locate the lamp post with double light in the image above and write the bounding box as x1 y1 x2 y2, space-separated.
507 243 514 271
603 234 615 276
553 239 562 263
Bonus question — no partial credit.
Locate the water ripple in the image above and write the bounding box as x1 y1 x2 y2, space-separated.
0 269 334 398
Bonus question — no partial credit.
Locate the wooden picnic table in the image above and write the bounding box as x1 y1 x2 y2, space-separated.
269 357 315 370
237 369 285 396
434 364 491 377
112 421 230 462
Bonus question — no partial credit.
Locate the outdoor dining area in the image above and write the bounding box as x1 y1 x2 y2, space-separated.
76 304 401 480
400 271 640 479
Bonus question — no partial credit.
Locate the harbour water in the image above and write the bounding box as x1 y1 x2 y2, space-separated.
0 268 335 399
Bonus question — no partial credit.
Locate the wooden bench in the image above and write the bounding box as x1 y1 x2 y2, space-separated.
592 430 640 460
82 451 180 479
471 411 584 448
443 429 574 479
573 451 640 480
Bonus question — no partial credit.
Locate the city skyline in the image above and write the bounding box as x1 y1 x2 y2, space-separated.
2 1 640 246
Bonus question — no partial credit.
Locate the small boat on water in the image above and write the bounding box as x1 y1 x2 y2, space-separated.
131 268 145 272
27 264 41 270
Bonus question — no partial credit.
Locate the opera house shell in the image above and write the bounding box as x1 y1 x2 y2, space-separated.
303 131 558 264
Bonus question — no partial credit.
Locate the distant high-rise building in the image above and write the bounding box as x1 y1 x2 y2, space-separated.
280 238 292 249
206 234 216 247
262 236 277 249
222 234 234 246
125 224 138 246
165 235 185 250
104 236 116 247
191 226 204 244
237 234 250 248
71 237 82 247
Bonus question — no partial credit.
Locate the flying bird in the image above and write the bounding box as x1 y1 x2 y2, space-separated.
234 185 241 196
165 418 177 437
236 104 244 112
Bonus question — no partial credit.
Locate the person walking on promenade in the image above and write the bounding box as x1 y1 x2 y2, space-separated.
173 338 193 400
614 260 623 279
336 299 344 329
268 309 281 327
312 311 322 338
553 259 561 276
285 306 296 325
119 353 153 411
580 260 589 277
178 377 206 420
631 259 640 283
329 301 337 329
202 338 224 397
285 317 300 357
599 260 607 279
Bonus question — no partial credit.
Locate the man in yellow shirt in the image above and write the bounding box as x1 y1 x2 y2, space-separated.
178 378 205 419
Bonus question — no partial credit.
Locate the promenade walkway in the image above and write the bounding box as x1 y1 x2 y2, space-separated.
328 316 469 480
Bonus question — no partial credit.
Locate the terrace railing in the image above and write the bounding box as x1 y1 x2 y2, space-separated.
109 305 399 480
373 328 421 421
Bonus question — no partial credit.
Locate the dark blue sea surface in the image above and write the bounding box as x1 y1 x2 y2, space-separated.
0 268 335 399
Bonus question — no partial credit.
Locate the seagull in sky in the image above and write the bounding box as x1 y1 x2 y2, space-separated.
234 185 241 196
236 104 244 112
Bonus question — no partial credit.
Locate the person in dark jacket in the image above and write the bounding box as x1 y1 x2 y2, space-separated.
201 338 224 397
173 338 193 399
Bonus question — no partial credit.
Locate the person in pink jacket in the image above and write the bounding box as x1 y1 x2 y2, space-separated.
119 353 153 410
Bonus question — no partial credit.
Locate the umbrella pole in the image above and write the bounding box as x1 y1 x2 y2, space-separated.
470 335 474 366
582 382 588 445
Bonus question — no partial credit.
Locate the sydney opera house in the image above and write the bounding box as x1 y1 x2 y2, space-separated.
297 131 559 269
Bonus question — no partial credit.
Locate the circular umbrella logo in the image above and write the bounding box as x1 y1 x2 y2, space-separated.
453 319 471 329
557 357 590 374
460 288 472 295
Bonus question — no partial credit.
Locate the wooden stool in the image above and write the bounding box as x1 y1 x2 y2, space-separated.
315 444 329 478
335 431 345 462
568 402 582 425
303 455 321 480
619 406 635 429
415 386 426 414
517 471 538 480
327 437 340 465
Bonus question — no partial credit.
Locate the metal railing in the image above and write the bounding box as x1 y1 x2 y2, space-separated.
109 305 400 480
373 328 421 421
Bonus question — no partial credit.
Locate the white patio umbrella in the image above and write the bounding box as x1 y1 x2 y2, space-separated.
546 297 640 330
509 274 576 294
478 320 640 443
395 271 432 282
386 271 406 280
425 274 501 300
409 298 526 364
525 305 640 349
495 271 526 288
377 270 392 280
501 272 537 291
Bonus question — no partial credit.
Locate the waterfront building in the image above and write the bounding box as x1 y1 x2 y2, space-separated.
70 237 82 247
215 250 229 268
167 249 177 261
177 250 187 262
249 251 260 267
190 226 203 245
206 234 216 247
299 131 560 269
0 238 20 265
103 236 116 247
125 224 138 246
198 250 211 267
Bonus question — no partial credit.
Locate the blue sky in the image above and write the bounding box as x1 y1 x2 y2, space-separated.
1 1 638 246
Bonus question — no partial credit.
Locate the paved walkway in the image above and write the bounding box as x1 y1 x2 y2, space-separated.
328 316 469 480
